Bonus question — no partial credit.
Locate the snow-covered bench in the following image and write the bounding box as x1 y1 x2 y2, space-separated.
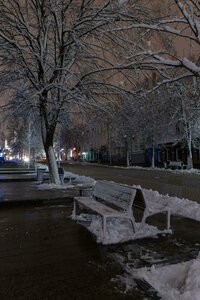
167 161 186 170
72 181 171 240
73 181 137 239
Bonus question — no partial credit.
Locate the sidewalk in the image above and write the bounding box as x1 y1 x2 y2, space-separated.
0 168 199 299
0 180 74 203
0 176 143 300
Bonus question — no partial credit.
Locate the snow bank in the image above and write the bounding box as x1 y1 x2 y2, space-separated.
110 164 200 176
133 185 200 221
64 171 95 185
128 253 200 300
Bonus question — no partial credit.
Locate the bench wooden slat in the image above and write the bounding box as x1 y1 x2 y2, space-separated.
93 181 134 211
74 197 118 215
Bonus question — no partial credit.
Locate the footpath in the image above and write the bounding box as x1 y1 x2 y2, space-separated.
0 169 145 300
0 164 199 300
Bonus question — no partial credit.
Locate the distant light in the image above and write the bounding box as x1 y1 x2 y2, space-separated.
23 157 29 162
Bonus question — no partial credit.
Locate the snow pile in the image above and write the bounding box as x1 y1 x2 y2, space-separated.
134 185 200 221
127 253 200 300
64 171 95 185
74 214 169 245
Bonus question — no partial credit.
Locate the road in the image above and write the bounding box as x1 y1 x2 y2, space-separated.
62 162 200 203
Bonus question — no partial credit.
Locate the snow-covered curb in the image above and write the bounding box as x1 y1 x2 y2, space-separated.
136 185 200 222
88 162 200 176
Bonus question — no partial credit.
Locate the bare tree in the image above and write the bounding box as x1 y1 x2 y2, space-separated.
167 79 200 168
112 0 200 168
118 0 200 87
0 0 146 183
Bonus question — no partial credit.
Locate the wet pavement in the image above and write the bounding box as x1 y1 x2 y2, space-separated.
0 164 199 299
1 197 199 300
0 181 74 202
0 200 146 300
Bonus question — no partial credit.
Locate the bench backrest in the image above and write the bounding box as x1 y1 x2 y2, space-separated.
93 181 136 213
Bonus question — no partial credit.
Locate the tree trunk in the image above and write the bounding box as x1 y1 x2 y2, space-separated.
186 129 193 169
187 156 193 169
45 145 60 184
41 118 61 184
187 143 193 170
126 150 130 167
151 146 155 168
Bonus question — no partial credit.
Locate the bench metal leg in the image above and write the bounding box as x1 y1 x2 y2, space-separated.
130 219 136 234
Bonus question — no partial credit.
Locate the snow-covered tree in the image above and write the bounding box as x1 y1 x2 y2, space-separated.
167 79 200 169
119 0 200 87
0 0 145 183
113 0 200 168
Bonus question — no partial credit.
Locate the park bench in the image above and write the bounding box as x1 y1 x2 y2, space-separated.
72 181 171 240
167 161 186 170
36 168 49 182
73 181 137 238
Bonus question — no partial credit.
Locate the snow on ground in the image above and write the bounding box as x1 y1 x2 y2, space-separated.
35 164 200 299
124 253 200 300
36 168 95 190
134 185 200 222
104 163 200 176
74 213 170 245
73 181 200 244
